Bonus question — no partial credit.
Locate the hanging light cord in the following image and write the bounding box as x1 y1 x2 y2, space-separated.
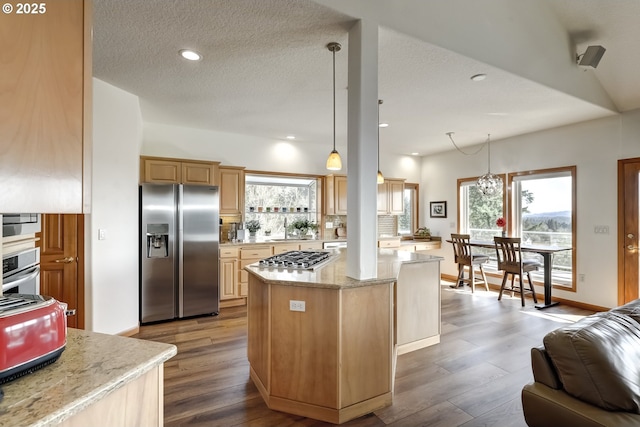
377 100 381 170
446 132 488 156
486 134 492 173
332 46 336 152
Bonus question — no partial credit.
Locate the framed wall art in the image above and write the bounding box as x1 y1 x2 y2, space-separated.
430 201 447 218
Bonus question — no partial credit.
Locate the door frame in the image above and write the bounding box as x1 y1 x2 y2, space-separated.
618 157 640 305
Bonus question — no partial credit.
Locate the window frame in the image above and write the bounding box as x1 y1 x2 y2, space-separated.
507 166 577 292
399 182 419 237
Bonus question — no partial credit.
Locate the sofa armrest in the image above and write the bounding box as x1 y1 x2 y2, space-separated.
530 346 561 389
522 382 640 427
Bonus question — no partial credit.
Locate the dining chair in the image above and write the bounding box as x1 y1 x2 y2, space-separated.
450 233 489 292
494 236 540 306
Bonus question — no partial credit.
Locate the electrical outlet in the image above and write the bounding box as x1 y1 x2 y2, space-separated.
98 229 107 240
326 221 334 229
289 300 305 312
579 274 585 282
594 225 609 234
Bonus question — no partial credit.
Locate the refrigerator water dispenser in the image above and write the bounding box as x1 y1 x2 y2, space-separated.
146 224 169 258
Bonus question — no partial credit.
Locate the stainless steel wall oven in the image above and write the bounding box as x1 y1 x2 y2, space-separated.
2 247 40 295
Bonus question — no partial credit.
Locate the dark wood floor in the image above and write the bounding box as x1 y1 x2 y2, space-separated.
134 285 594 427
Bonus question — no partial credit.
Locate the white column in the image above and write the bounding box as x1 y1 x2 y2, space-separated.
346 20 378 280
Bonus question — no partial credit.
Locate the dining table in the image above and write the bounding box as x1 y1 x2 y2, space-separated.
450 239 573 309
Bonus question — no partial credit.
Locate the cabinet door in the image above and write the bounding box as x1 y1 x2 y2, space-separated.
182 162 217 185
273 243 300 254
219 167 245 214
143 159 181 183
300 241 323 250
0 0 88 212
323 175 335 215
377 181 389 214
220 258 238 300
335 175 348 215
388 180 405 215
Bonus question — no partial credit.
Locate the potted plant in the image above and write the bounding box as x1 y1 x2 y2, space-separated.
413 227 431 240
288 219 318 239
245 220 261 237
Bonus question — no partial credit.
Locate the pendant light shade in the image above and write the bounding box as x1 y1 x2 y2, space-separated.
476 134 503 196
326 42 342 171
377 99 385 184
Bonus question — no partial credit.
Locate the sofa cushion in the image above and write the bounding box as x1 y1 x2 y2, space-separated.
543 311 640 413
610 299 640 324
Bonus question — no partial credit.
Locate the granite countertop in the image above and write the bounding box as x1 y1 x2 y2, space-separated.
245 248 443 289
0 328 176 427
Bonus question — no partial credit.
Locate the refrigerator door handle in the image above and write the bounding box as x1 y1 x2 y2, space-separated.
178 184 184 318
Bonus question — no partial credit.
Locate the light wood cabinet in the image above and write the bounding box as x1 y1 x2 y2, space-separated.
219 166 245 215
0 0 92 213
378 238 401 248
299 241 324 251
377 179 405 215
324 174 347 215
140 156 219 186
219 247 239 300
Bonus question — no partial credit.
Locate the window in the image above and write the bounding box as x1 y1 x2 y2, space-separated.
398 183 419 236
456 167 576 290
457 176 505 263
509 167 576 289
244 174 320 238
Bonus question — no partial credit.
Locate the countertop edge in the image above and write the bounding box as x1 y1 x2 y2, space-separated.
22 333 177 427
245 249 443 289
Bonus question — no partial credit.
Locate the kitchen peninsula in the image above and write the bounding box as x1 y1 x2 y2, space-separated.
0 329 176 427
245 248 443 424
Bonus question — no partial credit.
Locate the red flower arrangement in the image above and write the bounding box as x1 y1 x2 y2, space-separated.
496 217 506 228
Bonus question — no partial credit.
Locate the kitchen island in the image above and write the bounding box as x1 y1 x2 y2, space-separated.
0 328 176 427
245 248 443 424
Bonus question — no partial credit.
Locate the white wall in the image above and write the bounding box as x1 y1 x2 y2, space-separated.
86 78 143 334
142 122 422 182
422 109 640 309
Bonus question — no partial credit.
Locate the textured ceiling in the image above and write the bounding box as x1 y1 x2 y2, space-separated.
93 0 640 156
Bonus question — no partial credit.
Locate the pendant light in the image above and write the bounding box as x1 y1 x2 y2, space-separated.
326 42 342 171
476 134 503 196
377 99 385 184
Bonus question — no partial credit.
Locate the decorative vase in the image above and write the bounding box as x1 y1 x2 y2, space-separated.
249 231 256 237
501 230 506 237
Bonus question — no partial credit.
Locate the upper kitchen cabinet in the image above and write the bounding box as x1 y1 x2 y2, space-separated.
377 179 405 215
0 0 92 213
140 156 220 186
323 174 347 216
219 166 245 215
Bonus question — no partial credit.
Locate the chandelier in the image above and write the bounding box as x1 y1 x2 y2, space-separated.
476 134 502 196
447 132 502 196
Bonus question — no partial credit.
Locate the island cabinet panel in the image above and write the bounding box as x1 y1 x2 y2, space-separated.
396 261 441 354
340 284 393 407
270 285 339 408
61 366 162 427
248 275 270 390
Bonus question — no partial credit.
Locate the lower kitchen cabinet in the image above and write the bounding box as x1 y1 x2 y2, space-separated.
219 247 239 301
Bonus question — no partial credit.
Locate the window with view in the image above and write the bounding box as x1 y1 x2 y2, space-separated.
457 167 576 289
398 183 418 236
509 167 575 289
458 176 505 262
244 174 319 238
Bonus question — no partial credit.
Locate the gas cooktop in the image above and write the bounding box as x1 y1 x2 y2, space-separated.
258 251 334 271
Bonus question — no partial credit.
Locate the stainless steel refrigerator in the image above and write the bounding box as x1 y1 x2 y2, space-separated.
139 183 219 323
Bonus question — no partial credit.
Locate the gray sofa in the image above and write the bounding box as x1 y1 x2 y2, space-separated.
522 299 640 427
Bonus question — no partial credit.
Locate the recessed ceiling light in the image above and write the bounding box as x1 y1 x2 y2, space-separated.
286 135 296 140
179 49 202 61
470 73 487 81
411 152 420 156
379 123 389 128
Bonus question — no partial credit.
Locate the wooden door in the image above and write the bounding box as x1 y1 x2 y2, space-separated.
38 214 84 329
618 158 640 304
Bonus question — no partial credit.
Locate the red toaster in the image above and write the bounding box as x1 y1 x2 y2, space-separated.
0 294 67 383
